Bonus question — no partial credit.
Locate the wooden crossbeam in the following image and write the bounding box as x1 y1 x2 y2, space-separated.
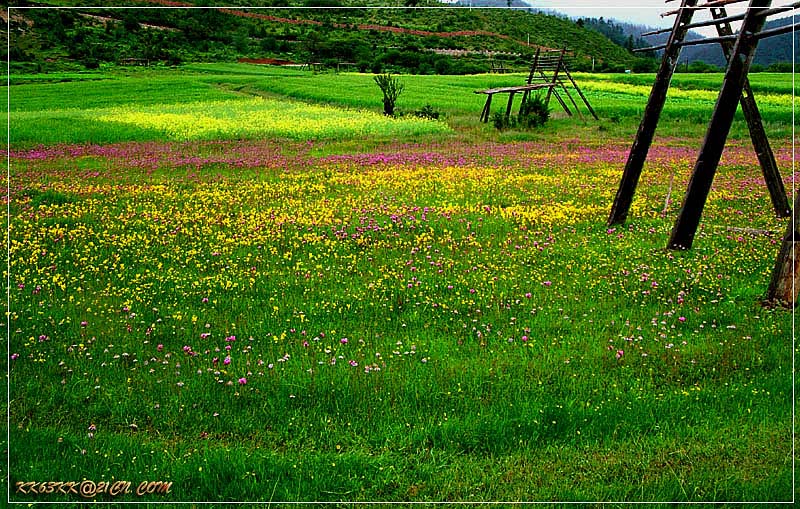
644 2 800 37
474 84 556 123
475 84 555 95
479 47 596 124
662 0 749 16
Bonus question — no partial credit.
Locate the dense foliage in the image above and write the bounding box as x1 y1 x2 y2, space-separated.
8 2 647 74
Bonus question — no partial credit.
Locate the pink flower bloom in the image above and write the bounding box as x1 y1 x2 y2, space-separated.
10 353 19 360
202 297 209 303
238 377 247 385
525 292 532 298
80 321 88 327
340 338 348 344
349 360 358 367
223 356 231 366
157 344 164 352
542 281 552 287
679 316 686 322
225 335 236 342
615 350 624 360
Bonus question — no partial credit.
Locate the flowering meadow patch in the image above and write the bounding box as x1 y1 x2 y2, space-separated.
95 97 451 141
9 131 792 502
578 79 794 109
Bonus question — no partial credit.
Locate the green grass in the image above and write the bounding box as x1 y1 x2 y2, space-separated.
7 65 795 149
6 66 795 505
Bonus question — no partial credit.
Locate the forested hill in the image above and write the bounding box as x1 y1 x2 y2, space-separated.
550 12 797 69
6 1 652 73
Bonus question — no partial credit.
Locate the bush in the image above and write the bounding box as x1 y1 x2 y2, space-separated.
492 95 550 131
767 62 794 73
492 112 515 130
518 94 550 128
413 104 440 120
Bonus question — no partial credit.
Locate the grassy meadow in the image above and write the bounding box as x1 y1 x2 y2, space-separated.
6 64 796 506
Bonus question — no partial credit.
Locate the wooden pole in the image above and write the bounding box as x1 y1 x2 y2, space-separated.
562 66 599 120
522 48 541 106
711 7 791 218
766 192 800 306
480 94 493 123
544 49 565 108
668 0 773 250
505 91 516 121
608 0 699 226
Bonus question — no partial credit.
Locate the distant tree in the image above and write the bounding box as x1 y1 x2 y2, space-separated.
767 62 793 72
374 73 404 116
576 18 584 28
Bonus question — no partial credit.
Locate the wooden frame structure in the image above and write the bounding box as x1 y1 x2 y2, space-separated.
489 58 510 73
607 0 798 305
475 48 598 123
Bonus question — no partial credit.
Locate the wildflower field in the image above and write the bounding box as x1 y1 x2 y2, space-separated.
6 65 795 505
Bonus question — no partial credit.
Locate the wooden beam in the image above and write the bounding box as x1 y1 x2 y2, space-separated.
766 192 800 306
662 0 749 16
644 3 799 37
608 0 699 226
544 49 565 109
755 22 800 39
709 6 792 218
480 94 492 123
668 0 773 250
562 66 599 120
505 91 516 120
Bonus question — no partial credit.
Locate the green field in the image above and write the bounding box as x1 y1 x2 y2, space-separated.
6 64 795 506
6 65 796 147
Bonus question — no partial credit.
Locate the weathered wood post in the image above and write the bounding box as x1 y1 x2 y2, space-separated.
667 0 773 250
767 193 800 306
544 48 566 109
607 0 699 226
711 6 791 218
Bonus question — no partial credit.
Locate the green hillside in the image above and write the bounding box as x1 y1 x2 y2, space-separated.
7 1 649 73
